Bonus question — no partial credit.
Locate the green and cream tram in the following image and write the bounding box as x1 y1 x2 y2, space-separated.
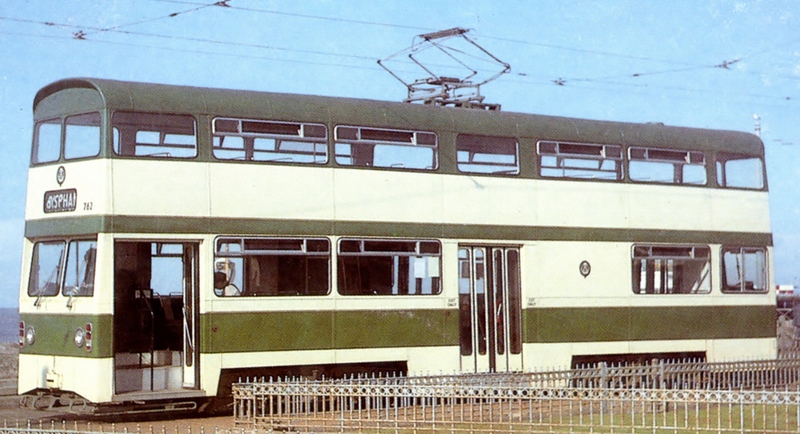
18 78 775 410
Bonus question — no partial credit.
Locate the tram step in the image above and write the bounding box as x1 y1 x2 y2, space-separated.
116 366 182 393
115 350 181 367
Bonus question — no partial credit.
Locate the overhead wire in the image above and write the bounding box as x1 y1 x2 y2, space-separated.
78 0 227 38
148 0 433 32
2 2 798 104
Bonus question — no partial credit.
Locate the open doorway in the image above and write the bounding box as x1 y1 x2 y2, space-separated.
113 241 199 395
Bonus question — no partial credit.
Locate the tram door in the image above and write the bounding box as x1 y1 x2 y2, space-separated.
181 244 199 389
458 246 523 373
113 241 199 394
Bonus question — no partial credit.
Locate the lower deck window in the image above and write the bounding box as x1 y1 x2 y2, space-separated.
632 245 711 294
722 247 767 293
338 239 441 295
214 237 330 297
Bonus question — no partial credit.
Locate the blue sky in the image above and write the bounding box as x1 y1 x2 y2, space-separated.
1 0 799 307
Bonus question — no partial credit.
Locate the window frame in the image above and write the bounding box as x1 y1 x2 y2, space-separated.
334 125 438 171
32 112 103 165
112 111 198 159
28 238 97 298
337 238 442 296
720 246 768 294
61 239 98 297
456 134 520 175
32 118 62 165
631 245 712 295
212 117 328 164
715 153 766 190
64 112 102 161
628 146 707 185
536 140 623 181
214 236 331 297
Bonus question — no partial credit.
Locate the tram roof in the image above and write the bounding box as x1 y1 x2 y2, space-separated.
34 77 764 155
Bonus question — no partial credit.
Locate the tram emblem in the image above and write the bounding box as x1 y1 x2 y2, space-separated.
579 260 591 278
56 166 66 186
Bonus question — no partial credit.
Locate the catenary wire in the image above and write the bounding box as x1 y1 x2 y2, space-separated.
1 5 798 104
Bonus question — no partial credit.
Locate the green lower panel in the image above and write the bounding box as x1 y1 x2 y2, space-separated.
17 305 774 359
202 311 334 353
201 309 459 354
18 313 113 358
334 309 459 349
526 305 777 344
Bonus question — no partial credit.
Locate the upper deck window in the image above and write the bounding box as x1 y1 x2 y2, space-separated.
457 135 519 175
537 140 622 180
64 113 101 160
113 112 197 158
628 147 706 185
212 118 327 164
335 126 438 170
716 153 765 189
32 113 101 164
33 119 61 164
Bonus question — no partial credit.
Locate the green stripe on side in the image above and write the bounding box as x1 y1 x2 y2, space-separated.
334 310 459 349
25 216 774 246
525 305 776 344
201 309 459 354
201 311 334 354
18 313 113 358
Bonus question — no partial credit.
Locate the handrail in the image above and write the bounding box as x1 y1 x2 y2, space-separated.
139 294 156 392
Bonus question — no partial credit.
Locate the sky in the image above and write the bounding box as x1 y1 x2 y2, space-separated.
1 0 799 307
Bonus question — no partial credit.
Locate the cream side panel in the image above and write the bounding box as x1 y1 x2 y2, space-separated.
521 241 774 309
18 354 114 403
711 190 772 233
333 170 443 223
522 241 633 305
535 181 629 228
627 184 770 232
709 338 776 361
442 176 536 226
111 160 210 217
627 185 712 231
524 340 708 370
215 347 459 376
209 164 334 221
25 160 112 220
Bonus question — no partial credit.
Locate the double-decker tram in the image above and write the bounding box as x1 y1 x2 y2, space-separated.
18 78 775 412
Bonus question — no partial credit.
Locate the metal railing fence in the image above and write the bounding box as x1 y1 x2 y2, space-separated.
0 420 246 434
320 357 800 390
233 358 800 433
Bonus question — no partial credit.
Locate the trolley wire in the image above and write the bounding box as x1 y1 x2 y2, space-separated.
149 0 433 32
2 3 799 105
77 0 228 38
